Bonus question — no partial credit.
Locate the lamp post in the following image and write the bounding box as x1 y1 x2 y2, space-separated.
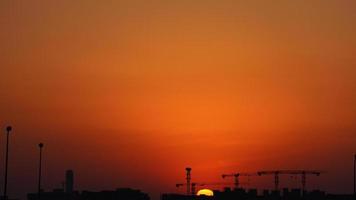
354 154 356 198
38 143 44 200
3 126 12 200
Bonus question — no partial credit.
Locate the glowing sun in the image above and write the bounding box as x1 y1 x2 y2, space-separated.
197 189 214 196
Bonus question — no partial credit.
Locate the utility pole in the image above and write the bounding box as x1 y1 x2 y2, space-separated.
38 143 44 200
3 126 12 200
354 154 355 198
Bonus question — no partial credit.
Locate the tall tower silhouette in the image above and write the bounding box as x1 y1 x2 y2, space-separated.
185 167 191 195
3 126 12 200
38 143 44 200
65 170 74 193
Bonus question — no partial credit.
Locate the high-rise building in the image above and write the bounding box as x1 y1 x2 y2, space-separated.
66 170 74 194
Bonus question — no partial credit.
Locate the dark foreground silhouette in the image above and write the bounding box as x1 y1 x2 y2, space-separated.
28 188 150 200
26 170 149 200
162 188 354 200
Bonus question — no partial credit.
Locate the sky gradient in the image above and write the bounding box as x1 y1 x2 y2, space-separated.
1 1 356 199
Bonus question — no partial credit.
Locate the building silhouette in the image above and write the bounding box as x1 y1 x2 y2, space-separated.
81 188 150 200
66 170 74 194
27 189 80 200
161 188 354 200
28 188 149 200
27 170 150 200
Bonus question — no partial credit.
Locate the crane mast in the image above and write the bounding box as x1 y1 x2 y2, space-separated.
185 167 191 195
221 173 256 189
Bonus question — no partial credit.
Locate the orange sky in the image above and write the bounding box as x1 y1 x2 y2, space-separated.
1 1 356 199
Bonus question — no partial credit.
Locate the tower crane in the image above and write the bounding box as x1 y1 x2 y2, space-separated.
257 170 323 194
221 173 257 189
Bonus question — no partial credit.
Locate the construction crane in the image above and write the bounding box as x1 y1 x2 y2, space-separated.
176 182 199 196
257 170 323 194
176 182 231 195
221 173 257 189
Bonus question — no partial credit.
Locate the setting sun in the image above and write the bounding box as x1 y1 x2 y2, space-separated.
197 189 214 196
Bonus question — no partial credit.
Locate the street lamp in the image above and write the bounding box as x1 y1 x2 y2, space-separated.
354 154 356 198
3 126 12 200
38 143 44 200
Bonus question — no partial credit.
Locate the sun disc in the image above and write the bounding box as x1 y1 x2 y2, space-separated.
197 189 214 196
